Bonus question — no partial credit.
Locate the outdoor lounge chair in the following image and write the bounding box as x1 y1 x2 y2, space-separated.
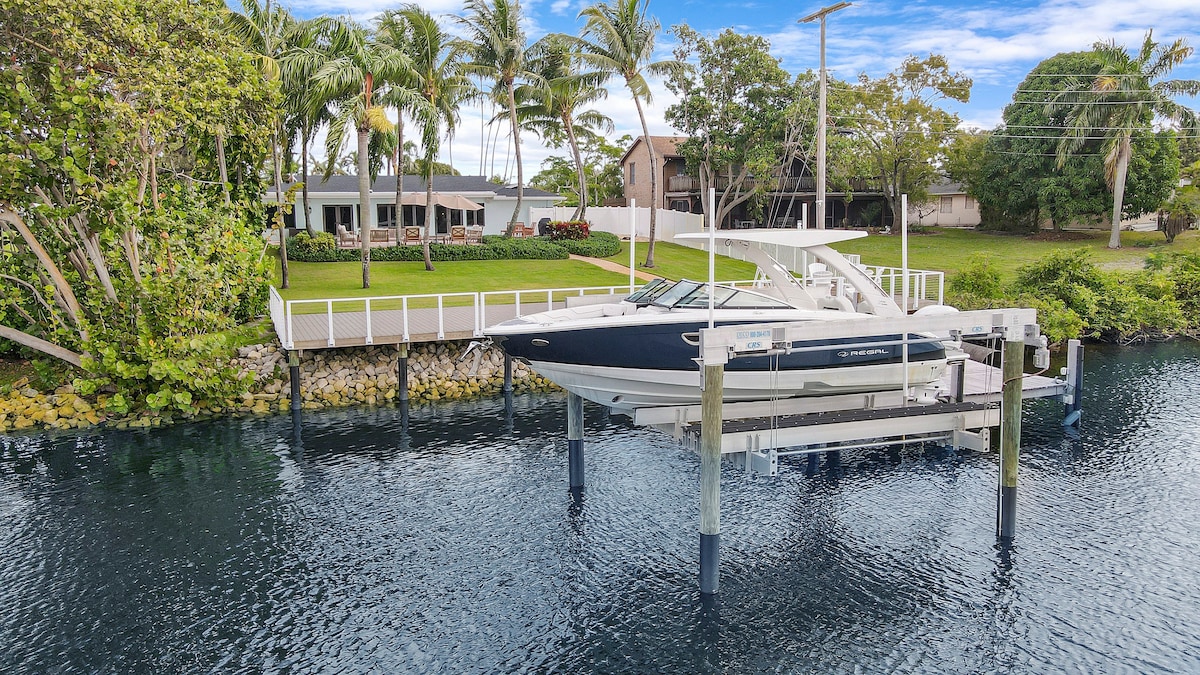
402 226 423 245
510 222 526 238
450 225 467 245
336 225 358 248
466 225 483 244
370 228 392 247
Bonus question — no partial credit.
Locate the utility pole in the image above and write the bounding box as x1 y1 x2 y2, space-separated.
800 2 851 230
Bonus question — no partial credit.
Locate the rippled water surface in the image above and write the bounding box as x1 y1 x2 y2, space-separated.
2 343 1199 673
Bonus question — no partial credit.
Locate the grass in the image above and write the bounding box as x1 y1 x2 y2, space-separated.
609 241 759 281
832 228 1200 281
276 258 634 313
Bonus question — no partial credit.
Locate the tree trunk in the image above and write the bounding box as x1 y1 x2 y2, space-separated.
301 131 314 235
565 114 586 222
358 126 371 288
506 79 524 237
423 162 435 271
395 113 404 231
0 204 84 333
273 131 290 290
633 95 657 267
0 324 84 369
216 128 231 207
1108 136 1131 249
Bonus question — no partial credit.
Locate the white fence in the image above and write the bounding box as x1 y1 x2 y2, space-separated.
530 206 704 241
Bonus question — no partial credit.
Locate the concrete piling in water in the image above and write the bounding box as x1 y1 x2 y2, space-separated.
998 332 1024 541
1063 338 1084 426
397 343 410 403
567 392 585 493
289 350 302 413
699 363 724 596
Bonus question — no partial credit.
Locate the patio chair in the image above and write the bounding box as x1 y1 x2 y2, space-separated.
450 225 467 245
402 226 423 245
369 229 392 247
466 225 483 244
510 222 526 238
521 224 536 238
336 225 358 248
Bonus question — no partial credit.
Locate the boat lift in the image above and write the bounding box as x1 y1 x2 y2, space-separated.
642 306 1084 595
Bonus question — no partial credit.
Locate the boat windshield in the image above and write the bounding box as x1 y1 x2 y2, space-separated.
648 280 794 310
624 278 673 306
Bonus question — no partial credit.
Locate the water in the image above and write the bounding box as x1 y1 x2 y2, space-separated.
1 343 1198 673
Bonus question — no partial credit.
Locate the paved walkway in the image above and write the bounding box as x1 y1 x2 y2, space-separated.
569 254 661 282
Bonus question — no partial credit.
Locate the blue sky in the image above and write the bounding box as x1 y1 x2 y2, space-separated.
274 0 1200 178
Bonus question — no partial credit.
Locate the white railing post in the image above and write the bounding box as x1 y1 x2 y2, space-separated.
437 296 445 339
402 297 410 341
326 300 335 347
285 301 295 350
365 298 373 344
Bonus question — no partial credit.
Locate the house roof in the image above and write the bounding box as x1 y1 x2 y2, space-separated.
273 174 559 198
926 180 967 196
619 135 688 165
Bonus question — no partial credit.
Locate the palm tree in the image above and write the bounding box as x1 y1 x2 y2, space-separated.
300 18 415 288
1050 30 1199 249
280 18 333 236
378 6 471 271
519 35 613 221
458 0 534 237
225 0 298 287
576 0 677 266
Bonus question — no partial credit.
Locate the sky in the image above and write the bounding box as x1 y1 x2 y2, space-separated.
273 0 1200 180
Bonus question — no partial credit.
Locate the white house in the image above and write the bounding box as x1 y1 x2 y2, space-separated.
908 181 981 228
265 175 561 238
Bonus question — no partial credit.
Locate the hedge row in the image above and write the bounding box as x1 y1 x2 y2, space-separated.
285 230 620 262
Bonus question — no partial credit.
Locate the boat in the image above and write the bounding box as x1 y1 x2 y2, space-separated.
484 229 951 411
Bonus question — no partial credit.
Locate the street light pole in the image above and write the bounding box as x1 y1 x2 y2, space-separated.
800 2 851 230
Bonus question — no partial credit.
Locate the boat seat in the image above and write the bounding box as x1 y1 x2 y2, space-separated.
820 296 856 312
602 303 628 317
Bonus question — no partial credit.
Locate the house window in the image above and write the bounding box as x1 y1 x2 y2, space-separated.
629 162 636 185
940 196 953 213
377 204 397 228
323 205 354 233
965 196 976 210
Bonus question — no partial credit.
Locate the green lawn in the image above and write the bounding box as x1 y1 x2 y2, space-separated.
275 229 1200 309
276 258 635 313
832 228 1200 281
609 241 759 281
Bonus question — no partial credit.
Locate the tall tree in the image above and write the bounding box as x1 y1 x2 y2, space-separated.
380 5 472 271
839 55 970 230
665 26 797 230
974 52 1179 233
458 0 532 237
301 18 414 288
280 18 333 236
518 34 613 221
0 0 274 411
576 0 676 266
1049 30 1199 248
226 0 298 288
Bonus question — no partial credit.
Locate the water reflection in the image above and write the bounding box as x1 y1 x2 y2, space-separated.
0 344 1198 672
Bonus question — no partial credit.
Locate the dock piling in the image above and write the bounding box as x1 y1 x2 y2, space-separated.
567 392 585 492
288 350 302 413
397 343 410 403
998 331 1024 541
503 353 513 394
1063 339 1084 426
699 363 724 596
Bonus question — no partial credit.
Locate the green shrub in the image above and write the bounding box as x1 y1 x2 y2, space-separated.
288 231 336 257
555 231 621 258
948 253 1004 299
284 235 572 262
546 220 590 240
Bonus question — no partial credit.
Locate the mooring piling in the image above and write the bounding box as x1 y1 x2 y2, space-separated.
288 349 302 413
503 353 513 395
397 343 410 403
567 392 585 492
998 330 1024 541
1063 338 1084 427
699 362 724 596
